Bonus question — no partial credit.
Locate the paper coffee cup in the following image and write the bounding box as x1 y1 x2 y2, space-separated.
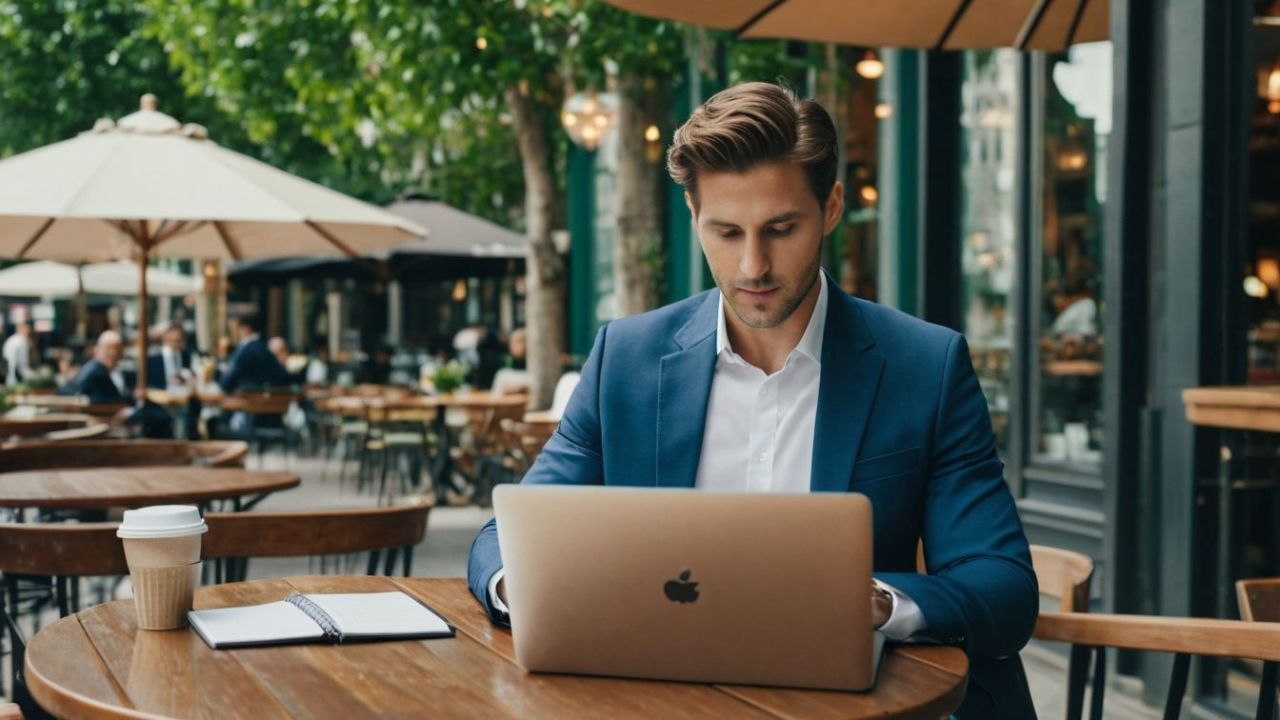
117 506 207 631
130 562 202 630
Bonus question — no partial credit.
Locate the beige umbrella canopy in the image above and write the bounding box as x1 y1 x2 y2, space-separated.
0 95 424 390
601 0 1108 51
0 260 198 297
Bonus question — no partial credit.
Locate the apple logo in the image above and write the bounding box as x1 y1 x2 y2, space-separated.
664 570 699 603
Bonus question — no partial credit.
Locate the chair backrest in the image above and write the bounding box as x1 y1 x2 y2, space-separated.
0 522 128 577
550 372 581 417
1031 545 1094 613
0 701 23 720
1237 578 1280 622
201 500 432 560
0 439 248 471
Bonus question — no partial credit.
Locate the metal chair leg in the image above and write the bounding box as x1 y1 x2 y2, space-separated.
1066 644 1090 720
1163 653 1191 720
1257 661 1278 720
1089 646 1106 720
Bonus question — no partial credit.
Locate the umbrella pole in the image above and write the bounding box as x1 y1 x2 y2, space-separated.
75 263 87 344
136 248 149 395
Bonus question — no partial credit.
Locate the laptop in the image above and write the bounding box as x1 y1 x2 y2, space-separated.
492 484 886 691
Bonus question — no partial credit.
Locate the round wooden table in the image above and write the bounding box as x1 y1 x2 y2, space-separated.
25 576 967 720
0 467 299 509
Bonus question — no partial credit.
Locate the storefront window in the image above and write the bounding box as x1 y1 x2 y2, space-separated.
1034 42 1111 467
959 50 1019 455
1247 9 1280 382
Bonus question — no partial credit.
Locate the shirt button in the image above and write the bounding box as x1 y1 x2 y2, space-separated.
758 452 769 462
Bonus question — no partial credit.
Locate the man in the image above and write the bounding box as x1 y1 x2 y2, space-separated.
468 83 1037 718
219 314 289 393
2 321 34 386
61 330 130 404
146 323 193 390
267 336 307 385
63 330 175 438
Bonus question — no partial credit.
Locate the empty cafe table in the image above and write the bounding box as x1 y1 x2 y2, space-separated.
25 576 967 719
0 467 299 511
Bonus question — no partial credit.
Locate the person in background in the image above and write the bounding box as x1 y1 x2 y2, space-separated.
61 330 129 403
305 344 330 385
55 349 80 389
218 313 289 393
3 321 34 387
268 336 307 385
507 328 527 371
474 326 506 390
147 323 193 390
60 330 173 438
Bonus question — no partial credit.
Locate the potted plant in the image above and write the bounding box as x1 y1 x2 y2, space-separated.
430 360 470 396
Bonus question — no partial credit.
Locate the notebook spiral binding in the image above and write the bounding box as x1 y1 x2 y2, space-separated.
284 592 343 643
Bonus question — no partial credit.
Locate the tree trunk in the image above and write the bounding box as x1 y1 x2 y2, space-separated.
613 73 663 316
505 86 566 410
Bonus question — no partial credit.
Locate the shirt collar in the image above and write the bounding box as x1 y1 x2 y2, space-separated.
715 271 828 365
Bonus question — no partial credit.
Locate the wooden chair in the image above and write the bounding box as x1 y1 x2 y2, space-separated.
1237 578 1280 719
0 702 23 720
0 522 127 707
201 499 433 582
917 543 1097 719
1031 546 1098 720
0 439 248 471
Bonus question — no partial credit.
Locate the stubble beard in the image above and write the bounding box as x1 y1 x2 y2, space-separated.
719 251 822 330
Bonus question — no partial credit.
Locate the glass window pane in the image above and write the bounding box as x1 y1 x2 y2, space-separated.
1035 42 1111 467
960 50 1020 456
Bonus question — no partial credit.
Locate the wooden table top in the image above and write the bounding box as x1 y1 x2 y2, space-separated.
0 414 93 437
0 467 299 509
1183 385 1280 432
25 576 966 720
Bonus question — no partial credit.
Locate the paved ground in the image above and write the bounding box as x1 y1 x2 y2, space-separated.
3 450 1170 716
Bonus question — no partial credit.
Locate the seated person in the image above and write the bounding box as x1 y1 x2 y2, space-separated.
268 336 307 385
146 323 194 390
218 313 290 434
219 313 290 393
467 82 1037 719
61 330 171 438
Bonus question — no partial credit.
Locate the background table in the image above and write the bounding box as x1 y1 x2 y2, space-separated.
1183 386 1280 627
0 467 299 509
25 577 967 720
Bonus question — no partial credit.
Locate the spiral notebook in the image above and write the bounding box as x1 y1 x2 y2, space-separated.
188 591 454 649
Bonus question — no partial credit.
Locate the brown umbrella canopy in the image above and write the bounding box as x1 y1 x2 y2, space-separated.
601 0 1108 52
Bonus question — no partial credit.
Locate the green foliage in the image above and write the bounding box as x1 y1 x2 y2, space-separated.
430 359 469 395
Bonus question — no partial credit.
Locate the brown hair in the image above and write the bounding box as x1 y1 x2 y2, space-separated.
667 82 838 208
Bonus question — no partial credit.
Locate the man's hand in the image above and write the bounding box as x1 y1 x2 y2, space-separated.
871 583 893 629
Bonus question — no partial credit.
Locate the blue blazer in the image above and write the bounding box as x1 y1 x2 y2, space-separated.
218 338 289 393
468 280 1038 718
61 358 128 404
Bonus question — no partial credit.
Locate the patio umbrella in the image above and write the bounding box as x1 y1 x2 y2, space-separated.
0 260 198 298
601 0 1108 51
0 95 423 390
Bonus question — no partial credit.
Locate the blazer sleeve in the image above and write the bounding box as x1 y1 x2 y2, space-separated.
874 334 1038 660
467 324 609 625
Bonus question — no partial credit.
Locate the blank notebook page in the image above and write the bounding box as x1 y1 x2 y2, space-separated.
188 601 324 647
309 592 450 639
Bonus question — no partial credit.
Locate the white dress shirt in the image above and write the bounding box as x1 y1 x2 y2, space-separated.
493 274 926 640
162 347 181 386
3 333 31 386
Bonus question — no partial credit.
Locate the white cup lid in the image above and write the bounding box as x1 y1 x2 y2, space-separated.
117 505 208 539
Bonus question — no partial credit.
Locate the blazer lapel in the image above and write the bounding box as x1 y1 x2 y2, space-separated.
656 292 719 488
810 291 885 493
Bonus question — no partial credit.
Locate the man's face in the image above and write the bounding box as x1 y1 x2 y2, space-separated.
163 329 184 351
98 339 123 368
689 161 842 329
